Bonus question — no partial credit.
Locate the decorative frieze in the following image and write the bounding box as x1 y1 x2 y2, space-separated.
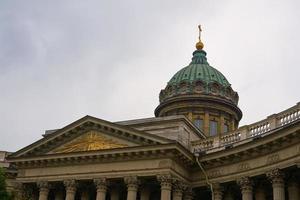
237 162 250 171
266 154 280 164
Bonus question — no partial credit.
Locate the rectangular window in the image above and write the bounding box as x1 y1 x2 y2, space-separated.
209 121 218 136
194 119 203 131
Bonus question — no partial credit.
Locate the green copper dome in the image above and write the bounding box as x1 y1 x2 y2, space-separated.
168 50 230 87
159 49 239 105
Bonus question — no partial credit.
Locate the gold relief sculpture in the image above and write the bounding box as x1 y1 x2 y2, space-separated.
53 131 127 153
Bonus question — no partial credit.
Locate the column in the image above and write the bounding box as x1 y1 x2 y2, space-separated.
287 180 299 200
124 176 139 200
64 180 77 200
140 187 150 200
267 169 285 200
172 180 185 200
157 174 172 200
94 178 108 200
37 181 49 200
110 186 119 200
212 183 223 200
183 187 193 200
255 187 266 200
237 177 253 200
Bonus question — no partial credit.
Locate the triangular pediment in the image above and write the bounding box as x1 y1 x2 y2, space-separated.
10 115 173 158
50 130 133 154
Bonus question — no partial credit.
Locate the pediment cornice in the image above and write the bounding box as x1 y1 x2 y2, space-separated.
9 116 173 158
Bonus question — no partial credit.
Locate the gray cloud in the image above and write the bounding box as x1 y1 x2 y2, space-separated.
0 0 299 151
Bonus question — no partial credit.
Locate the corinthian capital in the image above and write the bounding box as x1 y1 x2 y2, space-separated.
94 178 108 191
237 177 253 192
266 169 284 184
124 176 139 190
63 179 77 191
36 181 49 189
157 174 172 189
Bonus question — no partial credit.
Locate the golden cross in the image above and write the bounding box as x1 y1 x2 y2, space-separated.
198 25 202 41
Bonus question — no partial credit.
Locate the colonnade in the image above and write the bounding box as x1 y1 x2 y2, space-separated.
15 169 300 200
212 169 299 200
16 175 193 200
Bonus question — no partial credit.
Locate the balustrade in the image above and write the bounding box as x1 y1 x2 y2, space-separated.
193 102 300 151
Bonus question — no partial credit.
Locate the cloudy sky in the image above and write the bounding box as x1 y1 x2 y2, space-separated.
1 0 299 152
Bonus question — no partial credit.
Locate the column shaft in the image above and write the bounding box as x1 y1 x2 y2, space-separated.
157 175 172 200
94 178 107 200
237 177 253 200
64 180 77 200
288 181 299 200
124 176 139 200
267 169 285 200
37 182 49 200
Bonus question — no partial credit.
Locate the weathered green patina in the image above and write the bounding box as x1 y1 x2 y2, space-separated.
167 50 230 87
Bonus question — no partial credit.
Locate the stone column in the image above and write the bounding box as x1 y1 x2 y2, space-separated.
183 187 193 200
157 174 172 200
237 177 253 200
172 180 185 200
287 181 299 200
94 178 107 200
124 176 139 200
64 180 77 200
140 187 150 200
212 183 223 200
255 187 266 200
267 169 285 200
37 181 49 200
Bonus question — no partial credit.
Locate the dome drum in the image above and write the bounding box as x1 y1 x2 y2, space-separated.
159 81 239 105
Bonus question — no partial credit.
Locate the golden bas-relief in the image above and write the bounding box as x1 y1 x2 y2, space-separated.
53 131 127 153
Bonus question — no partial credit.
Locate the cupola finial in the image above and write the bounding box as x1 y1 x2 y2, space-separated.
196 25 204 50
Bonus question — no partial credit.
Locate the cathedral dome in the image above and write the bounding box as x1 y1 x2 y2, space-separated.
155 26 242 136
159 49 239 105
